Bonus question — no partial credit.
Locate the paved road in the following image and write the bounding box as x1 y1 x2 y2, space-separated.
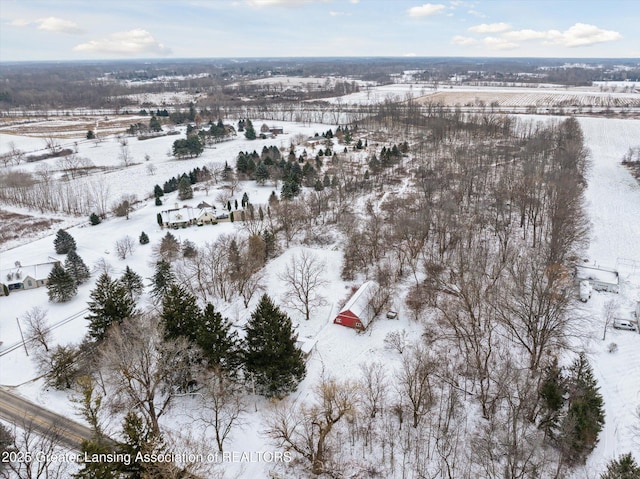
0 387 95 450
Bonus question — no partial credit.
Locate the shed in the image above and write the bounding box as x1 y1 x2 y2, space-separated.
575 265 619 293
334 281 378 331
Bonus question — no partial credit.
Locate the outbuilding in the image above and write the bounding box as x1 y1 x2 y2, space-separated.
575 265 619 294
334 281 378 331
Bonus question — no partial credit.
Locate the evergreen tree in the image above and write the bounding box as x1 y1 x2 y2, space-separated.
242 192 250 208
47 263 77 302
89 213 101 225
177 176 193 200
161 284 202 342
600 453 640 479
155 196 163 206
153 184 164 197
244 294 306 397
54 229 76 254
150 260 175 299
255 161 269 184
139 231 150 244
323 172 331 187
198 303 243 373
86 129 95 140
86 273 136 342
45 344 80 389
538 357 566 440
560 352 605 465
149 115 162 132
64 249 90 285
74 438 121 479
120 266 144 301
244 119 256 140
159 231 181 262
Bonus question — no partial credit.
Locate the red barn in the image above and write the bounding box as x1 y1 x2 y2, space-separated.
334 281 378 331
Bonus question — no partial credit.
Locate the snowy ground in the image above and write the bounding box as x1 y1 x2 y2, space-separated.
576 117 640 474
1 115 639 477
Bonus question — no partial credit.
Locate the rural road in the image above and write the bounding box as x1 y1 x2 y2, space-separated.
0 387 94 450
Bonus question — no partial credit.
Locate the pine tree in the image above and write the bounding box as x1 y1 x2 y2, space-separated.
244 294 306 397
538 357 566 440
244 119 256 140
74 438 121 479
242 192 250 208
255 161 269 184
178 176 193 200
89 213 101 225
47 263 77 302
86 273 136 342
150 260 175 299
120 266 144 301
600 453 640 479
198 303 243 373
139 231 150 245
560 352 605 465
64 250 90 285
54 229 76 254
161 284 202 342
158 231 181 262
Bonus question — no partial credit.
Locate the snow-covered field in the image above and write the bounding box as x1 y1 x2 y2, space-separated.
1 114 639 477
576 117 640 474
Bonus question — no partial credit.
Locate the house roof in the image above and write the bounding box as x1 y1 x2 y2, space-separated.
1 261 59 283
576 265 619 285
337 281 378 327
161 207 197 224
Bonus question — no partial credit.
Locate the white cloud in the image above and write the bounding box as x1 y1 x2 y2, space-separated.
468 22 511 34
467 9 486 18
553 23 621 47
502 23 621 47
483 36 519 50
37 17 84 34
502 29 549 41
408 3 446 17
9 18 32 27
451 35 478 46
350 0 360 3
8 16 84 34
73 29 171 56
245 0 316 6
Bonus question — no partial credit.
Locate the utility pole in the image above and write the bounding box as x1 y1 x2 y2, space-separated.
16 317 28 356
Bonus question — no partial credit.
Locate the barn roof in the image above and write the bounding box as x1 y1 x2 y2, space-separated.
338 281 378 328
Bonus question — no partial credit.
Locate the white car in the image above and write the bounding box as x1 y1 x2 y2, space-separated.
613 319 638 332
579 280 592 302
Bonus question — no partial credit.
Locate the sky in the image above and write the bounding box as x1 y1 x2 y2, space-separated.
0 0 638 62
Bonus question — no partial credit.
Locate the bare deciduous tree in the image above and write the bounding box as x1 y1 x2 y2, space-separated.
358 361 387 419
397 343 435 428
99 314 197 436
119 141 133 167
191 370 247 452
5 420 70 479
114 235 135 260
265 375 357 475
602 299 619 341
22 306 51 353
278 250 328 321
